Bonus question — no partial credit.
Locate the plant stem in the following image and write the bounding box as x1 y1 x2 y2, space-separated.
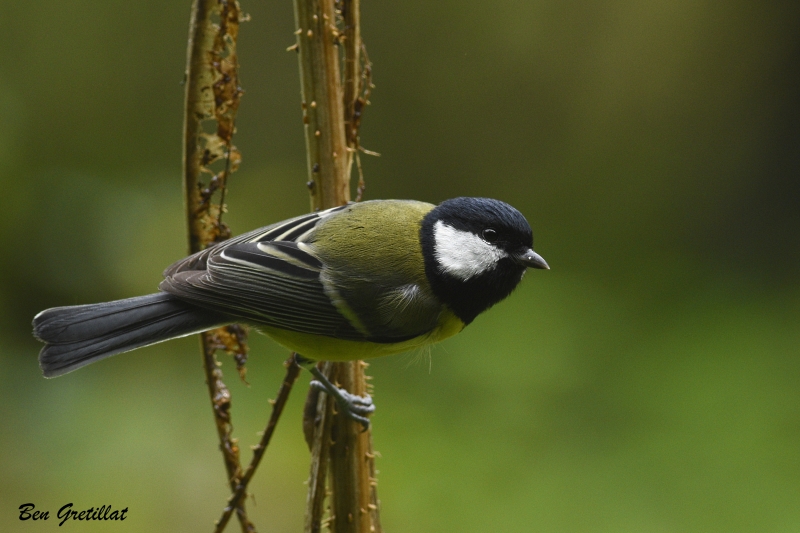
183 1 251 531
214 356 302 533
292 0 382 531
294 0 349 210
343 0 360 178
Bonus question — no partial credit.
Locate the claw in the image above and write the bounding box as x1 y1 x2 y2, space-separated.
309 379 375 430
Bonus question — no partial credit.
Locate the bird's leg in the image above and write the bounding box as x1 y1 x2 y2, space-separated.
294 354 375 430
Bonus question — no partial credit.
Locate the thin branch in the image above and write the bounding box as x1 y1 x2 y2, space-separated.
293 0 349 210
214 356 303 533
304 362 337 533
292 0 382 531
199 337 251 533
342 0 361 180
328 361 380 533
183 0 251 531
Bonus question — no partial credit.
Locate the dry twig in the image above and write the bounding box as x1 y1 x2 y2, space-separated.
214 356 303 533
292 0 382 531
182 1 253 531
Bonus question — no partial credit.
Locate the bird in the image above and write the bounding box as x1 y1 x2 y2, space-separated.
33 197 549 427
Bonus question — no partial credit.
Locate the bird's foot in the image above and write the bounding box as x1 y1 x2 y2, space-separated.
295 354 376 430
309 379 375 430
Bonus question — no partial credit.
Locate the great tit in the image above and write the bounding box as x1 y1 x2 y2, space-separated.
33 197 548 426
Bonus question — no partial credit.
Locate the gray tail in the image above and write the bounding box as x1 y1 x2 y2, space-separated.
33 292 229 377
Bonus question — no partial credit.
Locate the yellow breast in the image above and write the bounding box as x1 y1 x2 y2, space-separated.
259 308 465 362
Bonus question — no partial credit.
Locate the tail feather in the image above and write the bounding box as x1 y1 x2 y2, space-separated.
33 292 229 377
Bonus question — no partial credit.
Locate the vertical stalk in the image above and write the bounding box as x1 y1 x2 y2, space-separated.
294 0 349 210
183 1 251 531
304 362 337 533
339 7 382 527
342 0 360 178
293 0 381 532
328 361 381 533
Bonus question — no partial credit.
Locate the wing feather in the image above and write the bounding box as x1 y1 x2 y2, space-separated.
162 205 347 277
159 204 364 341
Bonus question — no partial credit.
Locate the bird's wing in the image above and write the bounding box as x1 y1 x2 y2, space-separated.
160 205 365 340
163 205 349 277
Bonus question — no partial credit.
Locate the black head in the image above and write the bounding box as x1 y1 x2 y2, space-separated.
420 197 548 325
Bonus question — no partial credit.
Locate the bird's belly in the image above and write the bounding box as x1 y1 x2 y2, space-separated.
258 309 465 362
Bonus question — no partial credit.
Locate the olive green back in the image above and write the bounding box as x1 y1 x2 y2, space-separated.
309 200 441 340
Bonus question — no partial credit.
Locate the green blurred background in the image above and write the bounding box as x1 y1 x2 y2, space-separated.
2 0 799 531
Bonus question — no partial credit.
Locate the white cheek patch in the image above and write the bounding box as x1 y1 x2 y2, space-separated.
433 220 507 281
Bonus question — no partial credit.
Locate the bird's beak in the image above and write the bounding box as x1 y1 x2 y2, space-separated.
514 249 549 270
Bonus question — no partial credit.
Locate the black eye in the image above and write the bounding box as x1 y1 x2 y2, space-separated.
482 228 498 243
